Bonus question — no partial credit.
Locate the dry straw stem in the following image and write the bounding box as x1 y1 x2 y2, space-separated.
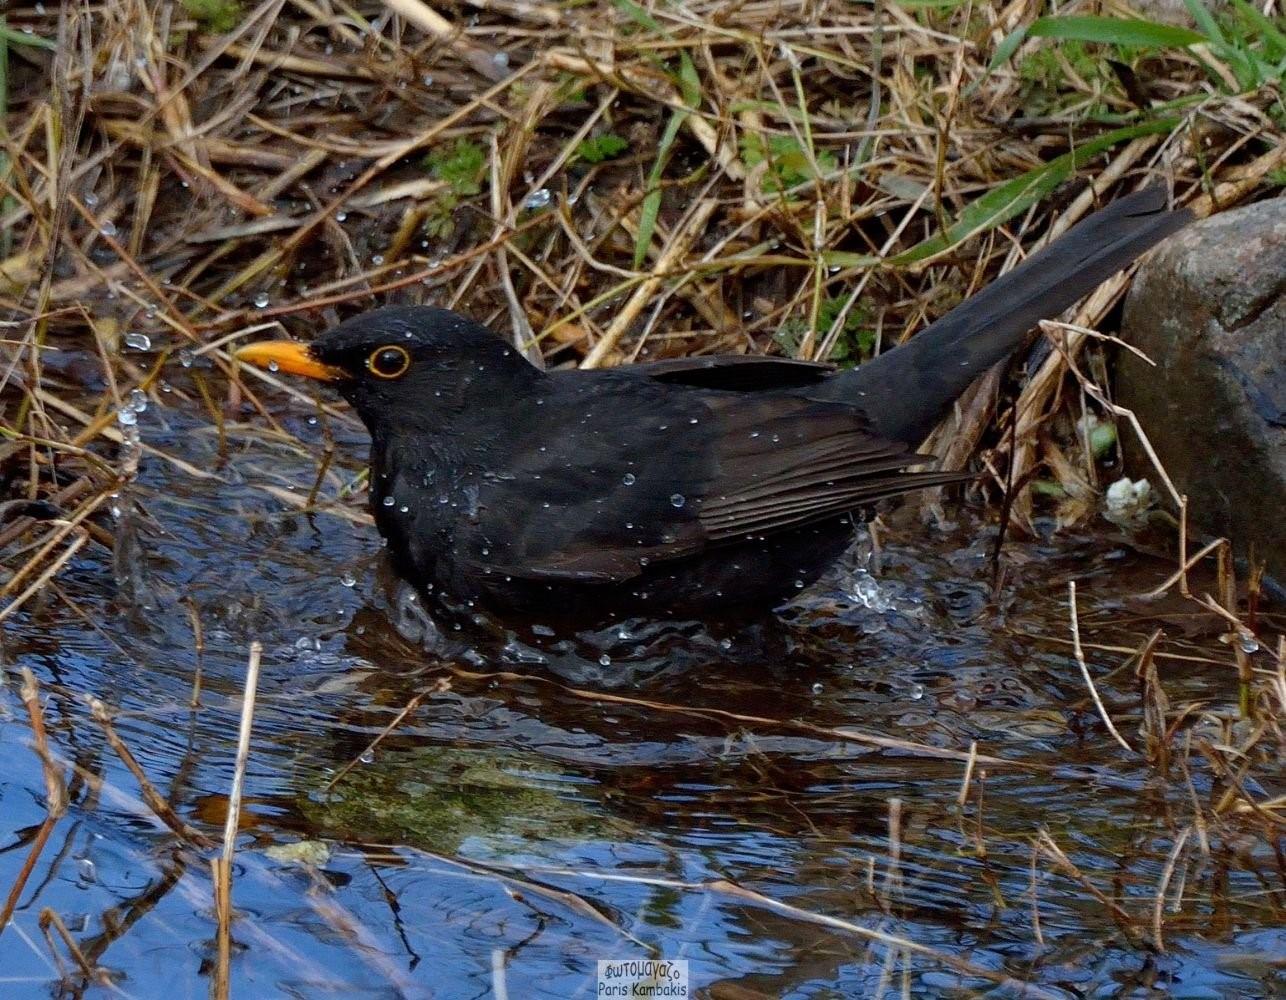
38 907 111 987
527 867 1064 999
88 696 216 849
1068 581 1136 753
321 682 441 792
0 670 69 939
211 640 264 999
448 664 1028 769
3 0 1281 549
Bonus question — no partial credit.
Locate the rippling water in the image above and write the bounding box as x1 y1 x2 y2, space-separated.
1 378 1281 998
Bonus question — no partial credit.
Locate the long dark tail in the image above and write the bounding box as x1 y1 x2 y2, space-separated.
827 186 1192 445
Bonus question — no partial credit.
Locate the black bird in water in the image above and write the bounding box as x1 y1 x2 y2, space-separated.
238 187 1190 620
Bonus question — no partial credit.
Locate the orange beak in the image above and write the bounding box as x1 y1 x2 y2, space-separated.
234 341 342 382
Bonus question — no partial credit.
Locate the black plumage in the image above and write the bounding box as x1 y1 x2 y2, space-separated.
237 187 1191 619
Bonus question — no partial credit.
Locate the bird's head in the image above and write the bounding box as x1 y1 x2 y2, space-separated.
236 305 539 432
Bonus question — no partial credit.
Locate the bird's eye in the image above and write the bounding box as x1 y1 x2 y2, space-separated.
368 345 411 379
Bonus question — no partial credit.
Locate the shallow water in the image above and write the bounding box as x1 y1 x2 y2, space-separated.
1 373 1282 998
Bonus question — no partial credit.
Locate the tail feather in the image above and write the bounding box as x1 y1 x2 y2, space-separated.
831 186 1193 445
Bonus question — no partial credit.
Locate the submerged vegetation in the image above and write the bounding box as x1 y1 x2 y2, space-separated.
0 0 1283 995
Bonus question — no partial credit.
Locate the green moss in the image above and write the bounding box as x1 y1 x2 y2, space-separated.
182 0 243 33
423 138 487 198
300 746 598 853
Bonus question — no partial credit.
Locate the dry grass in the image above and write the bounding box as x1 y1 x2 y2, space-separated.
2 0 1284 553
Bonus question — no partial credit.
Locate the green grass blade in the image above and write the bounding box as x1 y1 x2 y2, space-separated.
886 120 1178 267
634 109 686 269
986 24 1029 73
1229 0 1286 53
1028 15 1206 48
610 0 664 34
964 24 1028 97
1181 0 1225 44
0 21 55 50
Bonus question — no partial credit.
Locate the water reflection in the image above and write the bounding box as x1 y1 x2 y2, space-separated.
0 403 1281 998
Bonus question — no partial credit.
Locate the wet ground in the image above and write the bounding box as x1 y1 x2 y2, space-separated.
1 369 1282 999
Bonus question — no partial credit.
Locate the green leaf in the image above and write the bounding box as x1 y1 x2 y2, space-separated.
575 133 629 163
886 120 1178 267
634 110 685 269
1028 15 1206 48
676 50 701 108
610 0 663 34
1032 479 1069 498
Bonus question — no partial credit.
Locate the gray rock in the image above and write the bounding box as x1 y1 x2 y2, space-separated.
1118 195 1285 582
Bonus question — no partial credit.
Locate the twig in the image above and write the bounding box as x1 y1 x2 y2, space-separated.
88 698 215 849
211 641 263 1000
1068 581 1135 754
0 670 69 939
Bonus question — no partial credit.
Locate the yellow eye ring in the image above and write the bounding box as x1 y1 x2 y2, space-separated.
367 345 411 380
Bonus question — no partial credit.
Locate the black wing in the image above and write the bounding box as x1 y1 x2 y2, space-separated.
461 369 965 584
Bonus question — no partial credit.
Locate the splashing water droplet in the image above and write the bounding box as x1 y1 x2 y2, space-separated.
340 572 356 587
178 348 196 368
382 496 396 506
598 654 611 666
811 682 824 694
116 407 138 427
524 188 552 210
129 388 148 412
622 473 636 486
335 211 348 222
267 359 280 373
359 749 375 764
670 493 685 508
909 683 925 701
123 332 151 351
371 254 385 266
99 220 118 238
253 292 270 308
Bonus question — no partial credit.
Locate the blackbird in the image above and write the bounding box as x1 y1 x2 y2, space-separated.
238 186 1190 619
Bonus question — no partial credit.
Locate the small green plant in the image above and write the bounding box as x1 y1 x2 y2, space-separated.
774 297 875 367
575 132 629 164
991 6 1286 106
423 138 486 198
182 0 243 33
421 138 487 239
740 134 837 192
